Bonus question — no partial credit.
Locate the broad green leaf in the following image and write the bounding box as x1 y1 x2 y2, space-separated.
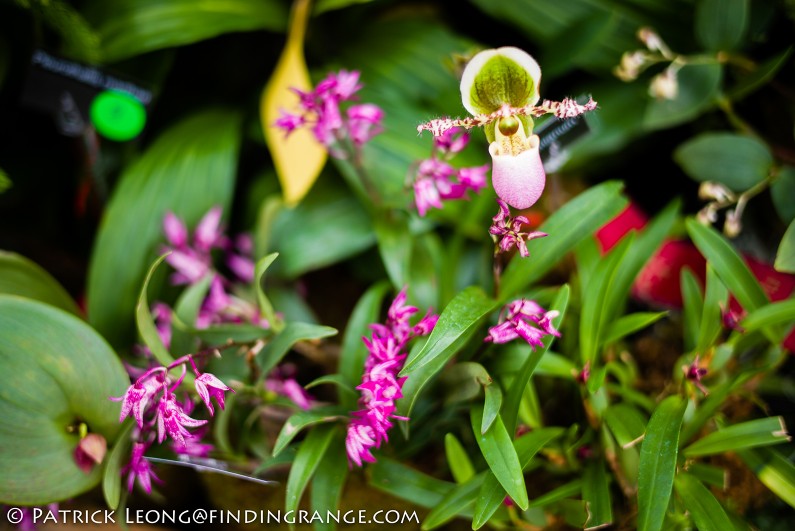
402 286 496 374
338 282 389 409
503 285 568 435
737 447 795 508
583 459 612 529
771 166 795 224
445 433 475 484
0 296 129 504
681 268 704 352
285 424 337 515
637 396 687 531
697 265 728 353
262 0 326 206
605 403 647 448
422 472 484 530
695 0 748 52
254 253 281 331
674 473 734 531
686 219 769 312
528 479 582 508
0 251 79 315
135 254 174 366
369 457 454 509
85 0 288 62
272 406 347 457
374 212 413 290
268 184 375 278
775 219 795 273
310 429 347 530
644 63 722 130
102 420 133 509
473 428 564 529
482 383 503 434
87 110 241 348
257 322 337 379
602 312 668 346
674 133 773 191
440 361 491 405
741 298 795 333
580 236 632 364
470 407 528 510
683 417 790 457
502 181 627 297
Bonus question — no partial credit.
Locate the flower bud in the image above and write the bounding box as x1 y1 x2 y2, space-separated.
649 67 678 100
724 209 742 237
698 181 735 203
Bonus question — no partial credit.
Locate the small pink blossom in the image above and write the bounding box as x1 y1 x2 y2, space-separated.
123 442 161 494
489 199 547 257
485 298 560 349
156 392 208 448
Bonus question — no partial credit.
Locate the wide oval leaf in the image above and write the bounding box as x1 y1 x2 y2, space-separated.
87 110 241 348
0 296 129 504
695 0 748 52
0 251 79 315
674 133 773 191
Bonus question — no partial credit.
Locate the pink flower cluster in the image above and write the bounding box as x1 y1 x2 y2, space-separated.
345 289 438 467
274 70 384 157
112 355 233 492
489 199 547 257
412 127 489 216
485 299 560 349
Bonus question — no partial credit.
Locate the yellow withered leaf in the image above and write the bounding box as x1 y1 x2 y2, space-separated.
261 0 327 206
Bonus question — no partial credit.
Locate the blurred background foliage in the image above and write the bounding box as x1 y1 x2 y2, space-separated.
1 0 795 527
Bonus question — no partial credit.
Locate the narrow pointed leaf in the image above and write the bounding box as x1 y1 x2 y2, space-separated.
421 472 485 530
102 420 133 510
369 458 454 509
257 322 337 379
674 473 734 531
310 429 348 531
604 404 647 449
470 407 528 510
445 433 475 484
602 312 668 346
583 459 612 530
776 219 795 273
736 446 795 508
683 417 790 457
681 268 704 352
254 253 281 331
637 395 687 531
482 383 503 434
285 424 337 515
272 406 348 457
135 254 174 366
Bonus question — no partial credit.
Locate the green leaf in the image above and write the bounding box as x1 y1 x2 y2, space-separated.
257 322 337 379
87 110 241 348
680 373 755 445
602 312 668 345
686 219 768 313
0 251 79 315
338 282 389 409
674 133 773 191
313 0 376 15
502 181 627 297
102 420 133 510
503 285 568 435
0 296 129 505
775 219 795 273
272 406 347 457
135 254 174 366
310 429 347 529
445 433 475 484
268 184 375 278
304 374 357 399
580 236 632 364
0 167 10 193
254 253 281 331
605 403 647 448
421 472 484 530
482 383 503 434
674 473 734 531
374 212 413 289
472 428 564 529
697 265 728 353
686 463 727 489
644 63 722 130
85 0 288 62
529 479 582 508
728 48 793 101
681 268 704 352
369 458 454 509
741 298 795 333
173 275 212 327
695 0 749 52
683 417 790 457
637 395 687 531
470 407 528 510
736 447 795 508
771 166 795 224
402 287 497 375
285 424 337 515
583 459 612 530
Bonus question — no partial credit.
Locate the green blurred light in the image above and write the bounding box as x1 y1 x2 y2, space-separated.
90 90 146 141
